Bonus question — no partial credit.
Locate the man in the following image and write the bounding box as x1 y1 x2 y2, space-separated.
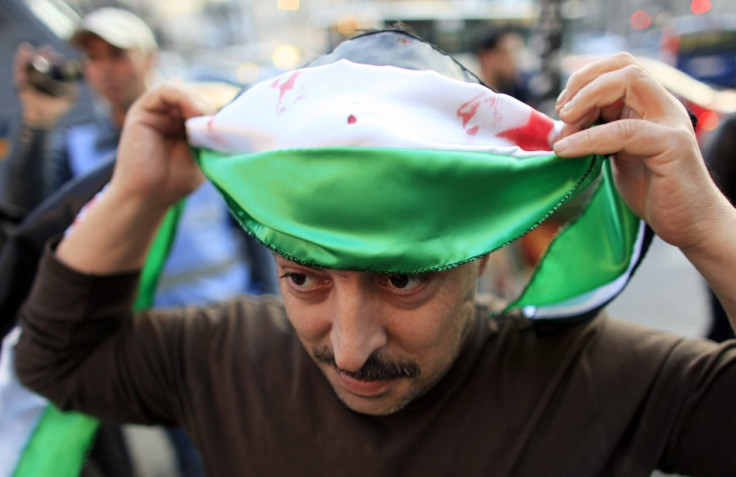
473 27 530 104
14 30 736 475
472 26 555 294
10 7 156 211
703 113 736 342
6 7 276 476
9 7 277 303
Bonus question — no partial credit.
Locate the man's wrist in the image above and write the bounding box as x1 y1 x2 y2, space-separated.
18 123 50 144
21 105 60 129
56 187 168 275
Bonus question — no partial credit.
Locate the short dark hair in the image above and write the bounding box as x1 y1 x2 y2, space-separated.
472 27 515 54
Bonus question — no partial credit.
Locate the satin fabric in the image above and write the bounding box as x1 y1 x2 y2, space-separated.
509 161 642 311
186 29 646 315
195 146 603 272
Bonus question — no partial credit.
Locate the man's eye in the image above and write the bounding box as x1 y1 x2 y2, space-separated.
386 274 425 291
284 273 313 287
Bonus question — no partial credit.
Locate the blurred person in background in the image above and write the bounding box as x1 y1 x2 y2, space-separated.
9 7 155 212
6 6 277 477
11 28 736 476
472 26 555 299
703 112 736 343
472 26 532 105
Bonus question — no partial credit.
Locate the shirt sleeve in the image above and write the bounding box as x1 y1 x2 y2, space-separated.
15 239 201 425
8 125 53 212
7 123 74 214
575 317 736 475
656 337 736 475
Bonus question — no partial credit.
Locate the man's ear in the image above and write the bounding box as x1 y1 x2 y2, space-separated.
477 254 491 276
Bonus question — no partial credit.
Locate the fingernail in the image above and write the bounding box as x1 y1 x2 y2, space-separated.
554 138 570 155
556 88 567 105
559 100 574 116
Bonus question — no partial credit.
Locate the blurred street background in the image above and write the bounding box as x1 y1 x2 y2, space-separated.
1 0 735 475
2 0 735 150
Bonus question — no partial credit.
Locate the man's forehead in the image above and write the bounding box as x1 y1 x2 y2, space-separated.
273 255 324 271
273 253 481 277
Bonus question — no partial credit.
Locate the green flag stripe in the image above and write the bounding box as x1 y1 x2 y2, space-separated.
196 146 603 273
134 200 185 312
507 161 639 310
12 405 98 476
13 202 183 477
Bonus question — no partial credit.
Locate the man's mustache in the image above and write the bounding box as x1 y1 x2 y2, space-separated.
313 347 420 381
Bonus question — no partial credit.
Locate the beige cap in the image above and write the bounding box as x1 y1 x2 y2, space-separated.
70 7 157 53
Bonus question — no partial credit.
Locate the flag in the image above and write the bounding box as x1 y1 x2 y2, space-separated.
186 45 649 318
0 165 182 476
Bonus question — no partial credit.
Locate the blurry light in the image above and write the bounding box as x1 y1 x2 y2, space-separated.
690 0 711 15
272 44 301 70
698 110 720 131
236 62 261 85
336 15 360 36
27 0 80 39
277 0 300 11
630 10 652 30
561 0 588 20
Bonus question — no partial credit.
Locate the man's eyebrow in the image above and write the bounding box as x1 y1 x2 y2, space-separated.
375 270 436 277
275 258 326 271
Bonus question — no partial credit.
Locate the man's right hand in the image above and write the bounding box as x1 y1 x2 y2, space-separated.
113 82 215 208
56 82 215 274
14 43 77 128
553 52 736 325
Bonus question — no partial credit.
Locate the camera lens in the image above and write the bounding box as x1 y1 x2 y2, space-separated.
26 54 83 97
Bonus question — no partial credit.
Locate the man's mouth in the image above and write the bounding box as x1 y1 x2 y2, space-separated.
336 371 399 397
313 346 420 397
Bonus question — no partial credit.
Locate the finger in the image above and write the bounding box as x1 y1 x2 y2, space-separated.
141 110 191 138
13 43 34 85
554 120 587 143
570 108 602 132
556 52 641 111
137 83 216 120
599 99 625 124
550 109 603 148
553 119 675 158
558 64 674 126
36 45 61 60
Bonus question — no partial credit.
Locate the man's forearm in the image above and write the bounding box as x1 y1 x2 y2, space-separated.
8 125 53 212
681 194 736 330
15 241 142 410
56 184 169 274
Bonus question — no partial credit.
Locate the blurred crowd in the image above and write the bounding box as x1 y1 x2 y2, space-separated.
1 3 735 476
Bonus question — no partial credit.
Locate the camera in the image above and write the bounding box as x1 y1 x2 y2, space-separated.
25 54 83 97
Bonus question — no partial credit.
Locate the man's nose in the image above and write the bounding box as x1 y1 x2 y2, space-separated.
330 289 387 373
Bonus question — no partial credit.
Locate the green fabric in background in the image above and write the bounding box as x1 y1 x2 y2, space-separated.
13 203 183 477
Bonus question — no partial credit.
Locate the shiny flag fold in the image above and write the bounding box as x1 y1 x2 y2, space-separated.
187 58 645 315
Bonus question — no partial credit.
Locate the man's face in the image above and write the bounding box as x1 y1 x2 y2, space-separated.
275 255 487 416
479 34 521 88
81 35 153 112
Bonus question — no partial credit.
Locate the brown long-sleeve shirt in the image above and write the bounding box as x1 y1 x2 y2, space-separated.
15 245 736 476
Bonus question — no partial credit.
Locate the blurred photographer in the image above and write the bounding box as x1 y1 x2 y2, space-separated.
8 10 157 475
5 7 279 477
9 7 156 213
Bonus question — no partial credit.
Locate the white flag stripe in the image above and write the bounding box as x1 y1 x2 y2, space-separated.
187 60 560 157
0 328 48 477
524 220 646 319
